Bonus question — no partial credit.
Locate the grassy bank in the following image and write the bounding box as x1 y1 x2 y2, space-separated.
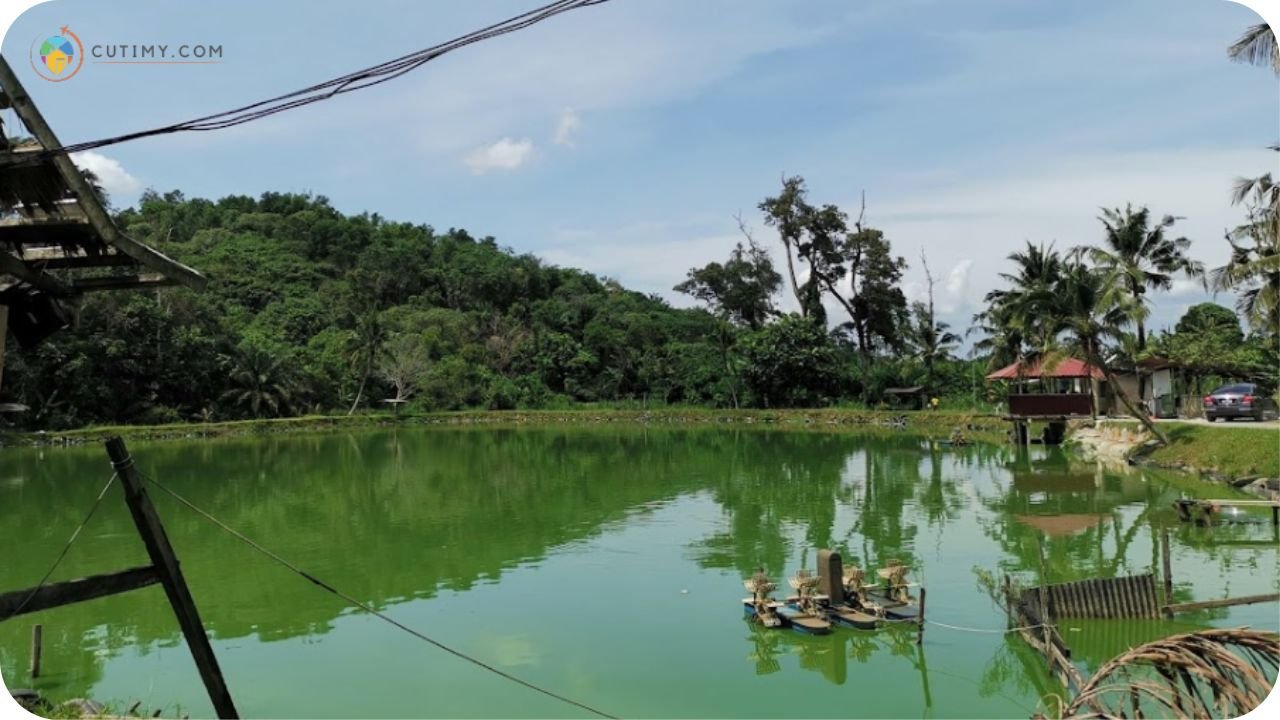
1129 422 1280 480
0 408 1009 449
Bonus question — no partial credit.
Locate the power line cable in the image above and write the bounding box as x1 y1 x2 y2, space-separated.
2 473 117 621
142 471 619 720
2 0 612 167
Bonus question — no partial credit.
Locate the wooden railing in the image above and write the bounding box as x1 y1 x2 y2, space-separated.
1008 393 1093 418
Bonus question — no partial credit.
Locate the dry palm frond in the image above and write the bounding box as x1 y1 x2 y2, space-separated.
1061 628 1279 719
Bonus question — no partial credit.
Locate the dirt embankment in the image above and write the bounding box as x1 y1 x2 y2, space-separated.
1069 421 1280 500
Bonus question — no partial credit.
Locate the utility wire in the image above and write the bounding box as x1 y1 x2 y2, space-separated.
142 472 619 720
1 473 117 622
2 0 612 167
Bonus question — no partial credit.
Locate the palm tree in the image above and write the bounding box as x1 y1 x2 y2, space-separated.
345 312 386 415
910 251 961 394
1086 205 1203 397
220 346 296 418
1056 257 1169 444
1212 174 1280 335
908 304 960 393
1228 23 1279 74
973 242 1068 366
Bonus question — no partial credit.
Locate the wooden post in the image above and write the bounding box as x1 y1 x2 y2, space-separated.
1002 574 1012 628
29 623 41 679
1036 537 1053 668
105 437 239 719
1160 528 1173 607
0 304 7 391
916 587 927 645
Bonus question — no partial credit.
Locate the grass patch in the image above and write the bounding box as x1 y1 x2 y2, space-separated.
0 408 1009 449
1141 423 1280 479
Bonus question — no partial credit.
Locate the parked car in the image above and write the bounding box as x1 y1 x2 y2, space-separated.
1203 383 1279 422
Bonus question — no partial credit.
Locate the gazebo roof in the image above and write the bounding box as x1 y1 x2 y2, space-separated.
986 356 1104 381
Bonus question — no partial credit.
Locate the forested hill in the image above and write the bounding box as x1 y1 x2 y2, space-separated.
3 191 735 429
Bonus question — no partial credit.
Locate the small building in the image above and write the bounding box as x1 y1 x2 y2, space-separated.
883 386 926 410
986 356 1103 419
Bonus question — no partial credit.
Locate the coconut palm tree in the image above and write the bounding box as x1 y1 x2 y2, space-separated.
1228 23 1279 74
1085 205 1203 397
1212 185 1280 335
973 242 1068 364
345 312 386 415
1056 256 1169 444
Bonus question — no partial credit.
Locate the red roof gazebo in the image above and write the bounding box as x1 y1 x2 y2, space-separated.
987 355 1099 421
985 356 1103 381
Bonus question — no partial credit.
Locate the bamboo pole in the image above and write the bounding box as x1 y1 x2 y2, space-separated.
1162 593 1280 615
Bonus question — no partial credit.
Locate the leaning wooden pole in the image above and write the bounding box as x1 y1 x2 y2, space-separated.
105 437 239 719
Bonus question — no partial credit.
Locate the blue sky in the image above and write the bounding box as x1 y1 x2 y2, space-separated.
3 0 1277 342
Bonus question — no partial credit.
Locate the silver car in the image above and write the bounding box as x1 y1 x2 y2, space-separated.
1203 383 1278 422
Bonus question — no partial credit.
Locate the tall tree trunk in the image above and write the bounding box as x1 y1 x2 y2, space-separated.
1087 347 1168 445
1136 317 1148 405
348 354 372 416
783 242 805 317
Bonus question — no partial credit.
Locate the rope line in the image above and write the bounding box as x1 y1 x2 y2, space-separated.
2 473 117 621
926 619 1053 634
142 473 618 719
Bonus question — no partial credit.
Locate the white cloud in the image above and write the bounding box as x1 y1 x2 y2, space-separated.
71 151 142 199
553 108 581 147
463 138 534 175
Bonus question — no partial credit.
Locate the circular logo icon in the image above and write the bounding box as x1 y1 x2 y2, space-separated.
31 26 84 82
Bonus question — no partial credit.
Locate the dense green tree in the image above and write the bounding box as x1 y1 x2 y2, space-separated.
674 239 781 330
758 177 908 358
740 314 844 407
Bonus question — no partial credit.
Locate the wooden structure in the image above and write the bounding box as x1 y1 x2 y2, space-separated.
0 438 238 718
1174 498 1280 528
0 55 205 408
883 386 925 410
1020 574 1163 621
987 356 1102 445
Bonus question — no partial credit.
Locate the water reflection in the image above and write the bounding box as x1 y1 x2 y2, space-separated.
743 620 930 698
0 426 1274 717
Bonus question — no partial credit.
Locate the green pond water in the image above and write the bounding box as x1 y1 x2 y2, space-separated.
1 427 1277 718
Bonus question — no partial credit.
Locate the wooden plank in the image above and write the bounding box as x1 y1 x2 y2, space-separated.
106 437 238 719
0 565 159 619
21 251 135 271
0 251 70 295
0 57 206 291
0 303 6 390
70 274 178 292
1162 593 1280 615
